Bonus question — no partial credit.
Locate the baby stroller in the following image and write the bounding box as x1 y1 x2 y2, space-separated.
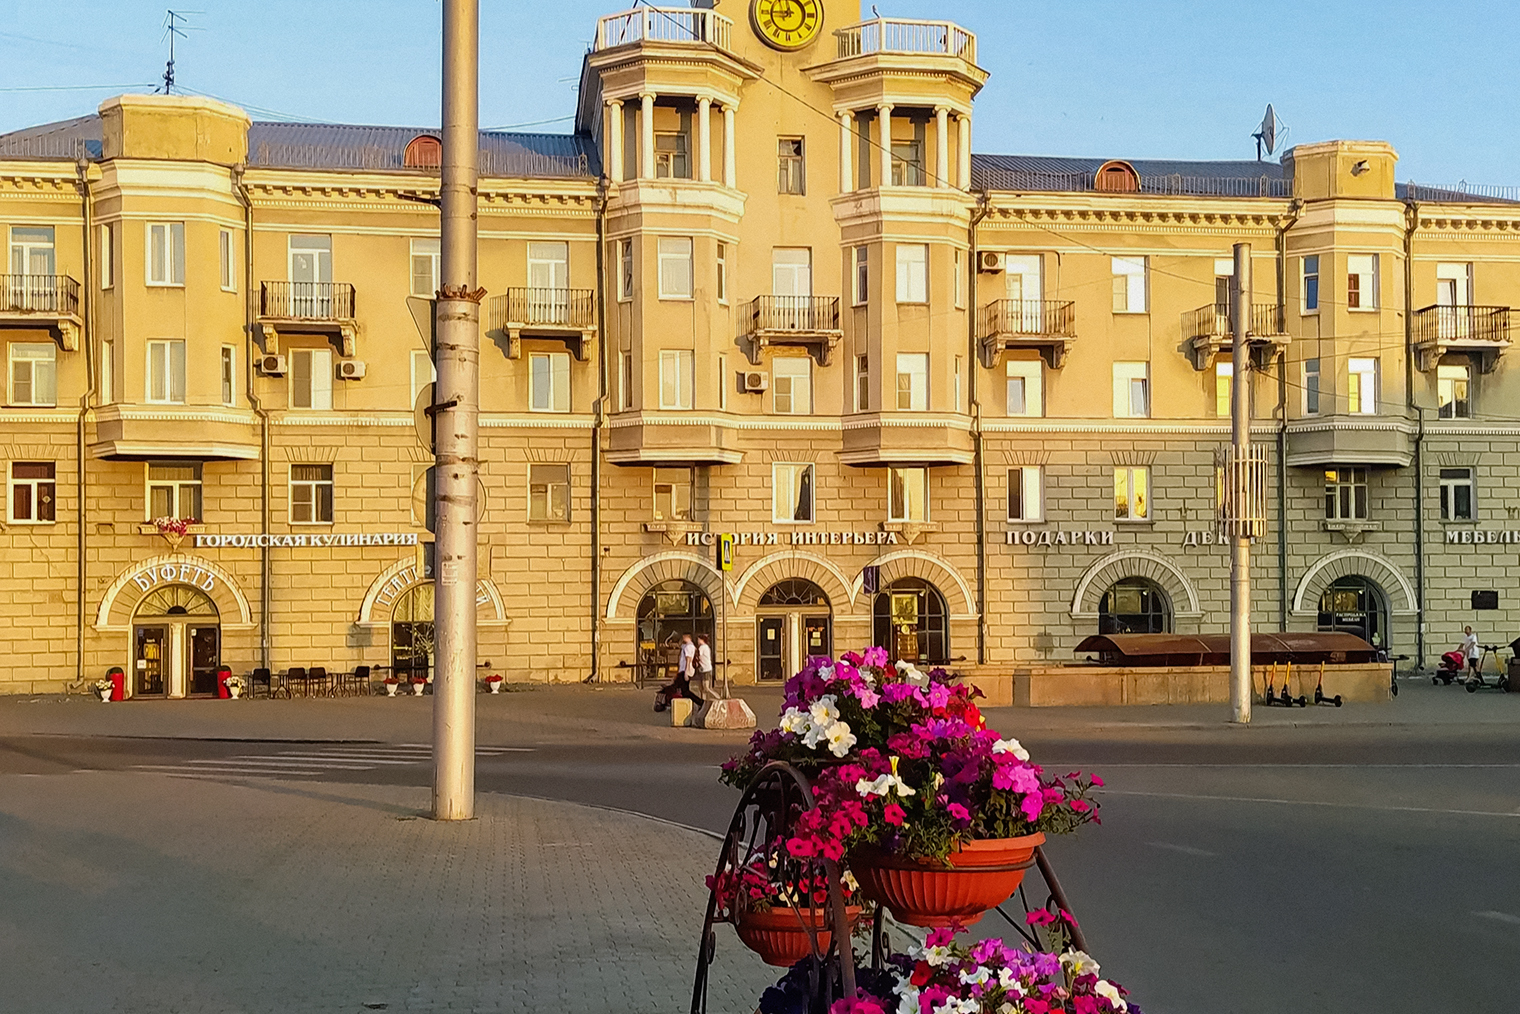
1432 651 1465 685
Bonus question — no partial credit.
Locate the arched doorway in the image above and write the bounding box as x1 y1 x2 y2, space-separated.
1318 575 1387 650
872 578 948 665
1098 577 1171 634
637 580 714 684
756 579 832 682
391 584 435 683
132 584 220 697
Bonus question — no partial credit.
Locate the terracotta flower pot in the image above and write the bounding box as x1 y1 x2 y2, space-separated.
734 905 862 967
849 834 1045 927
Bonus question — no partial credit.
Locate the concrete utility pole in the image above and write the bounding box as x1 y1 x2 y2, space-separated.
1229 243 1253 725
432 0 481 820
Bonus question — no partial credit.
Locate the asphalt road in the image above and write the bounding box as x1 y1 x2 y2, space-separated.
2 683 1518 1014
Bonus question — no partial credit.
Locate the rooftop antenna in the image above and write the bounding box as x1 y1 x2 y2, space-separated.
159 10 202 94
1252 104 1279 162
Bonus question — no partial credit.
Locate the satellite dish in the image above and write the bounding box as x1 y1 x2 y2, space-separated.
1253 105 1278 160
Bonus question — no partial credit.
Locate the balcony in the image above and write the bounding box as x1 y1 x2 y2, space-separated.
256 281 358 356
595 6 732 51
605 412 742 467
977 299 1076 368
1285 417 1414 469
740 295 842 366
90 404 261 461
486 288 596 360
835 18 977 62
1181 302 1290 371
1412 304 1511 373
839 413 975 467
0 274 82 350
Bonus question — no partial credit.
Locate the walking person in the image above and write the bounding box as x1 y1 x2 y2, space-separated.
695 633 715 700
654 633 702 711
1459 625 1481 677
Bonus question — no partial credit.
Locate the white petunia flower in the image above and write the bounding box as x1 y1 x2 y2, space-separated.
1095 980 1127 1011
894 986 920 1014
779 707 811 735
1060 949 1100 977
991 737 1031 762
809 695 841 724
825 721 857 757
958 966 992 986
997 1004 1016 1014
802 722 829 749
856 772 917 798
922 944 953 967
817 665 835 681
997 968 1024 993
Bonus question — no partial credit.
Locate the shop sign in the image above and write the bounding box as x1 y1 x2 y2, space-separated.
1446 530 1520 545
130 561 216 594
194 532 420 549
1005 530 1115 547
1181 531 1230 550
684 531 900 547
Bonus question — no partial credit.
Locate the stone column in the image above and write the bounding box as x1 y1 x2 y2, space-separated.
839 111 854 193
935 106 950 189
877 103 893 187
697 96 712 182
723 104 737 188
607 99 624 181
639 92 655 180
958 113 972 191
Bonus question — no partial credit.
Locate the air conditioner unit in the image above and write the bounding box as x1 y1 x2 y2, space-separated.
741 370 769 393
258 354 287 376
336 359 367 380
978 251 1006 273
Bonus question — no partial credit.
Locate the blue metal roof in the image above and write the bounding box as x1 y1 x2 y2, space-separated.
972 153 1289 197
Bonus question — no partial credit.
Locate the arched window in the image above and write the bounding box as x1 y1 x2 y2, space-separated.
872 578 949 665
136 584 218 617
391 584 435 681
1094 159 1140 193
759 579 829 608
1098 577 1170 634
757 579 832 681
637 580 714 683
1317 575 1387 650
403 135 442 170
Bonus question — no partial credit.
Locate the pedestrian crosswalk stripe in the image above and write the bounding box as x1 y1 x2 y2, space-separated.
130 742 528 780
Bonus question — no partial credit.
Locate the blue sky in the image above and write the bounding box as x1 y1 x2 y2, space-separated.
2 0 1515 184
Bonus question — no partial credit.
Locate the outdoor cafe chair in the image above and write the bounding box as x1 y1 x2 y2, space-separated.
250 667 273 698
309 665 331 697
285 666 308 697
347 664 372 696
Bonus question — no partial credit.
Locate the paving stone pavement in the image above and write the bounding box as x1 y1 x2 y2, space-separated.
0 772 779 1013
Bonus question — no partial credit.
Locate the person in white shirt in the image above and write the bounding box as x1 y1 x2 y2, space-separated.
655 633 703 711
695 634 714 696
1459 626 1480 675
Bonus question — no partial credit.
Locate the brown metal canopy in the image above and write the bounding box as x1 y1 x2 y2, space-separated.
1072 632 1379 667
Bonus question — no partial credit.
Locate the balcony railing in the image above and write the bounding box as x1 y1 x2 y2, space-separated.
1182 302 1286 340
1 274 80 317
978 299 1075 339
259 281 356 320
596 7 732 51
487 288 596 331
1412 304 1511 345
836 18 976 62
745 295 841 333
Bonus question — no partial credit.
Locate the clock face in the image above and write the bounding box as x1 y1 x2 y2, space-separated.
750 0 824 52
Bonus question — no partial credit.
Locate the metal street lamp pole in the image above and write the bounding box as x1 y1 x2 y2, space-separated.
432 0 480 820
1229 242 1253 725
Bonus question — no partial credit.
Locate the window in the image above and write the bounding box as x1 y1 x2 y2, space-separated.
10 226 54 276
854 246 869 306
411 238 441 297
659 349 693 409
1325 468 1369 521
953 355 963 412
888 467 928 523
290 347 333 410
1007 466 1042 522
1438 363 1471 419
854 355 869 412
528 464 571 522
777 138 805 194
290 464 334 524
653 467 692 521
100 341 113 404
100 222 114 289
1111 256 1147 313
220 346 236 406
219 229 236 291
147 462 202 520
655 131 690 179
1302 255 1319 313
716 242 728 304
1347 254 1378 309
1114 466 1149 521
896 244 928 303
772 357 812 415
1347 358 1377 414
717 354 728 411
146 340 186 404
1303 358 1321 415
8 343 56 406
1005 360 1043 417
288 235 333 315
953 249 965 309
895 353 928 411
1112 362 1149 418
619 351 634 411
1099 578 1170 634
772 463 814 523
1440 468 1475 521
411 350 436 406
891 137 925 186
657 237 693 299
618 238 634 301
147 222 186 285
8 462 55 523
530 352 570 413
1215 361 1233 417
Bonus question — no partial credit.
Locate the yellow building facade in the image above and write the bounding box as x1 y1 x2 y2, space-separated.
3 2 1519 697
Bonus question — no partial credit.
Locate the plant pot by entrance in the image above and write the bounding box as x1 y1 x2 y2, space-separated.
98 687 111 702
411 681 426 696
228 685 243 700
734 905 862 966
385 682 399 697
849 834 1045 927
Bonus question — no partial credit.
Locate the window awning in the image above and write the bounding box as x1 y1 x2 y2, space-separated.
1072 632 1379 667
